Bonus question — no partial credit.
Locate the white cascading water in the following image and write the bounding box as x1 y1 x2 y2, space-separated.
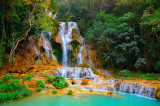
53 13 57 19
114 82 157 98
59 22 93 66
56 67 94 79
43 32 56 60
77 36 84 65
59 22 82 66
34 45 40 60
88 48 93 66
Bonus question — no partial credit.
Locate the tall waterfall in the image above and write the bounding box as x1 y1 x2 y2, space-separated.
43 32 56 60
59 22 84 66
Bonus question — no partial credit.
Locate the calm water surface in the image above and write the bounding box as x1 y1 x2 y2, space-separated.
2 92 160 106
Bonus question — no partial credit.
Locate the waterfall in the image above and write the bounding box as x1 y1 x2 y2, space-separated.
53 13 57 19
56 67 94 79
59 22 82 66
88 48 93 66
59 22 93 66
77 36 84 65
59 22 70 66
114 82 157 98
34 45 40 60
43 32 56 60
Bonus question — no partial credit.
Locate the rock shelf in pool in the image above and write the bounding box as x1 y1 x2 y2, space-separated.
55 67 159 99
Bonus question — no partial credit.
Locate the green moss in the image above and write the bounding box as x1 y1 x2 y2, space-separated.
36 87 43 91
51 41 62 62
68 40 80 65
52 89 57 94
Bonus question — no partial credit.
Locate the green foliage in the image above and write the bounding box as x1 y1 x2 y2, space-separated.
52 89 57 94
45 74 54 82
155 61 160 70
0 77 31 103
68 89 73 95
52 75 68 89
23 74 35 81
2 74 18 81
0 0 59 68
0 89 31 103
36 79 46 88
141 4 160 33
118 70 134 77
36 87 43 91
116 69 159 80
0 79 4 84
0 42 6 70
142 73 158 80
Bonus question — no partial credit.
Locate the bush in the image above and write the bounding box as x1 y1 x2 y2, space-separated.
52 89 57 94
36 79 46 88
68 89 73 95
0 79 31 103
0 79 4 84
81 79 89 85
23 74 35 81
0 90 31 103
2 74 18 81
118 70 133 77
0 80 25 92
52 75 68 89
36 87 43 91
45 74 54 82
158 77 160 81
143 77 156 80
142 73 158 80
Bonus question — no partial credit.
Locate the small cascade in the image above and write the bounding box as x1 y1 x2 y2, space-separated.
56 67 94 79
88 47 93 66
43 32 56 60
53 13 57 19
34 45 40 60
77 36 84 65
114 82 157 98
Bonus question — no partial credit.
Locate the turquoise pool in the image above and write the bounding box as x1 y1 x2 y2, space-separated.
2 92 160 106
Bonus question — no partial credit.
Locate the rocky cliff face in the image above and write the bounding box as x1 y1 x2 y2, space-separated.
9 22 101 68
24 32 57 65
